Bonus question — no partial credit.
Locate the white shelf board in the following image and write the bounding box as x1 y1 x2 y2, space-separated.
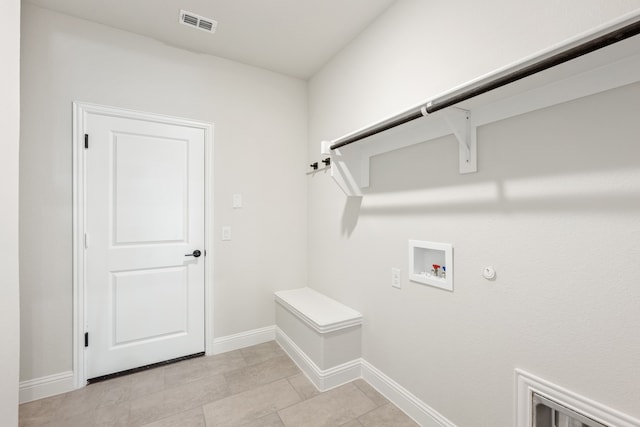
321 20 640 197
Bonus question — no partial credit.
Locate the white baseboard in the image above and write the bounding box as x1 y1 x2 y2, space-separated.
19 327 275 404
20 325 456 427
276 326 455 426
360 360 455 427
212 325 276 355
276 327 361 392
19 371 75 404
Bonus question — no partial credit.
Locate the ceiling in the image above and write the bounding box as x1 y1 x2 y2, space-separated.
25 0 397 79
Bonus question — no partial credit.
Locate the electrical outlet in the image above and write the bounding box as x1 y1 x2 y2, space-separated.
391 268 401 289
233 194 242 208
222 226 231 241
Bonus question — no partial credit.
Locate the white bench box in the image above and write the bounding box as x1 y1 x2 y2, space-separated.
275 287 362 390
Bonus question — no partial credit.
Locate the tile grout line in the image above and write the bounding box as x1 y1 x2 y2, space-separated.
285 375 306 402
352 402 389 425
275 410 287 427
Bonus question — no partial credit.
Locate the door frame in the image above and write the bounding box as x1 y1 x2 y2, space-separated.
72 102 214 388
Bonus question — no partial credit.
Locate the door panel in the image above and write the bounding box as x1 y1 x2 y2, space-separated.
113 134 188 244
111 266 188 345
85 112 205 379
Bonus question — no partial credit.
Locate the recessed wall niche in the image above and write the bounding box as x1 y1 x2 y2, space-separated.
409 240 453 291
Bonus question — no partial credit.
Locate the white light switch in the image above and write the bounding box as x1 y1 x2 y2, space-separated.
391 268 401 289
222 226 231 241
233 194 242 208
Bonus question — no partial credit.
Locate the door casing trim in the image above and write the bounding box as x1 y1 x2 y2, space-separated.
72 101 214 389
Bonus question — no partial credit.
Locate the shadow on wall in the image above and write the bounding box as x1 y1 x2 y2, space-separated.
342 196 363 237
338 82 640 222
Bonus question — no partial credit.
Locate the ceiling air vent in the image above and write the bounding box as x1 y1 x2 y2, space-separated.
179 10 217 34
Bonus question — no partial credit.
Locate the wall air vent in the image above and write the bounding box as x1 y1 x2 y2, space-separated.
179 10 217 34
516 369 640 427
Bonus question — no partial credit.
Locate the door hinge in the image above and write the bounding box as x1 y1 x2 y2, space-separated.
84 332 89 347
84 134 89 149
84 232 88 249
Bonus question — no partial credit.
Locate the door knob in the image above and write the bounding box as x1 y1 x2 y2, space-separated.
185 250 202 258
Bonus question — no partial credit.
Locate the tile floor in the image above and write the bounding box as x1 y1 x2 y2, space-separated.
19 341 418 426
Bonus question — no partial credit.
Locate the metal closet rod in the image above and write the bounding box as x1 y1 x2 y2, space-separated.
330 18 640 151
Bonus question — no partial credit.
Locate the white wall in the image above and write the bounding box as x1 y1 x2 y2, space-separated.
308 1 640 425
0 0 21 424
20 3 307 382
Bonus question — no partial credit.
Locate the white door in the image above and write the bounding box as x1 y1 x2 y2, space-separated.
85 111 205 379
